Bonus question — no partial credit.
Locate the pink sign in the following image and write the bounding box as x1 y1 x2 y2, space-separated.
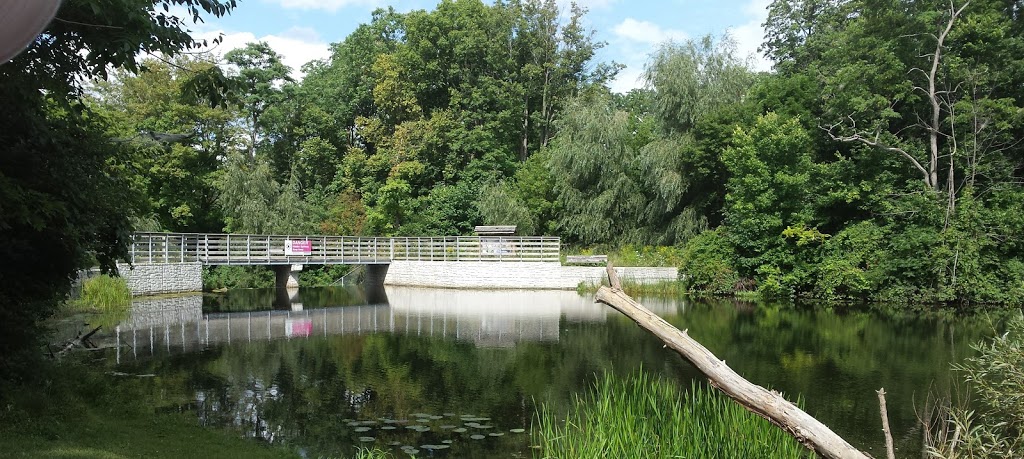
286 319 313 337
285 239 312 256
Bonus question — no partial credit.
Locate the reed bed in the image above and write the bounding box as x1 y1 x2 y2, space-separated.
77 275 132 313
534 371 808 458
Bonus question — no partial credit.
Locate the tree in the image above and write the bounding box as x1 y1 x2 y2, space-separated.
89 56 235 232
225 42 292 161
0 0 236 382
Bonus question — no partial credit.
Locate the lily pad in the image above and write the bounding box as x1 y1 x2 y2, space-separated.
510 428 526 433
440 425 457 429
453 428 467 433
470 434 486 440
381 426 397 430
354 427 372 433
488 432 504 437
441 440 453 444
359 436 375 442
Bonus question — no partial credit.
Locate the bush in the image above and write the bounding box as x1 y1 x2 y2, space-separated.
927 313 1024 457
680 228 740 295
813 221 887 301
203 266 274 290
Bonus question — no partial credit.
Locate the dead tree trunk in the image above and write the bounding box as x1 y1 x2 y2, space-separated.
595 264 869 459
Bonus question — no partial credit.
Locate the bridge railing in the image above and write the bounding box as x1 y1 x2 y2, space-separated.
129 233 561 265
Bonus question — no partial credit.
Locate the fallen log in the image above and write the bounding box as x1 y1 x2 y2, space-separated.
595 263 869 459
55 325 102 357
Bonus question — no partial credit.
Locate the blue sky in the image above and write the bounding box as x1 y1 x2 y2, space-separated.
184 0 772 92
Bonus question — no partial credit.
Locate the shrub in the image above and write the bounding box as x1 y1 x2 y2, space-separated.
680 228 740 295
927 314 1024 457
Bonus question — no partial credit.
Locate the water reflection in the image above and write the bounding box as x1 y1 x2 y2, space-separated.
103 287 999 459
112 286 627 361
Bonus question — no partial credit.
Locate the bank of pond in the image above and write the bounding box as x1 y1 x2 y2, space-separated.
3 286 1016 458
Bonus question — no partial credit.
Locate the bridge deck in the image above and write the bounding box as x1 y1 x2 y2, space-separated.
130 232 560 265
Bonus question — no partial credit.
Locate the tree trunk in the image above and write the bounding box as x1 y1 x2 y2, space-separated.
595 264 869 459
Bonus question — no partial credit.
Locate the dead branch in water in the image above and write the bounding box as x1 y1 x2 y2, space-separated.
595 261 868 459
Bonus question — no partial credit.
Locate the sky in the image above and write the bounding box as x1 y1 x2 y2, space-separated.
183 0 774 93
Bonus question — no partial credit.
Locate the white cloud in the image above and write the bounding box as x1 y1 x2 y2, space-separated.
272 0 380 12
194 27 331 80
613 18 687 45
728 0 773 71
609 66 643 94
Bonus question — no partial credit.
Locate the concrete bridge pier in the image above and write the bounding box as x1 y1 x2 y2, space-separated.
274 264 302 289
364 264 390 304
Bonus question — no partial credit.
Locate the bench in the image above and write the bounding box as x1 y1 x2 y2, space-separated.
474 225 517 236
565 255 608 265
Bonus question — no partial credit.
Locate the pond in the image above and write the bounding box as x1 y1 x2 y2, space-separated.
98 285 996 458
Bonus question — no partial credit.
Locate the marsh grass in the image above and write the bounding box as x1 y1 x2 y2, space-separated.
61 274 132 328
352 447 393 459
534 371 808 458
73 274 132 313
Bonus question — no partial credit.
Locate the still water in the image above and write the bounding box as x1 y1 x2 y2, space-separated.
103 286 995 458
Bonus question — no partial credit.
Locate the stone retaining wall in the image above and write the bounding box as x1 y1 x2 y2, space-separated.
383 261 677 289
117 262 202 296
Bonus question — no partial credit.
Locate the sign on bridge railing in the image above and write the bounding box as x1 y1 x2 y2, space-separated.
285 239 312 256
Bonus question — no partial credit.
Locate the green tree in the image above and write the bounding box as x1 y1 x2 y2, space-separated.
722 113 823 297
0 0 236 382
89 56 235 232
225 42 292 161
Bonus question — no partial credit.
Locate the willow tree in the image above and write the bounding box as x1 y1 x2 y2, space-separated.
548 35 756 246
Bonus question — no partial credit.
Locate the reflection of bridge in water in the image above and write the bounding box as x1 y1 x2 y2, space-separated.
110 287 682 363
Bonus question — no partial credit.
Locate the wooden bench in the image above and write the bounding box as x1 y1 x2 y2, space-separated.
474 225 517 236
565 255 608 265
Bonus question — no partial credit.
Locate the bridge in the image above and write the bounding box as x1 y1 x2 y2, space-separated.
120 232 677 295
129 232 561 265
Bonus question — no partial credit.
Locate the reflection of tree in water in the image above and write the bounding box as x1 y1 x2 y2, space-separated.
107 295 1000 457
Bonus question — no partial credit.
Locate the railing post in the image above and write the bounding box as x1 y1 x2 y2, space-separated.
246 235 251 264
390 238 394 261
180 234 185 263
163 234 169 263
204 234 209 263
130 234 136 264
226 234 231 266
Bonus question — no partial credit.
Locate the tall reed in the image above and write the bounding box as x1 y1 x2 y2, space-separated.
78 275 132 313
534 371 808 458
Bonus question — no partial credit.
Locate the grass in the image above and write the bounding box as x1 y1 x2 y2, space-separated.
60 275 133 329
562 244 685 268
576 279 685 296
0 360 392 459
534 371 809 459
0 360 300 459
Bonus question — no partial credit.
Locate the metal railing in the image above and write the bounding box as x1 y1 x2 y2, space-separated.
129 232 561 265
